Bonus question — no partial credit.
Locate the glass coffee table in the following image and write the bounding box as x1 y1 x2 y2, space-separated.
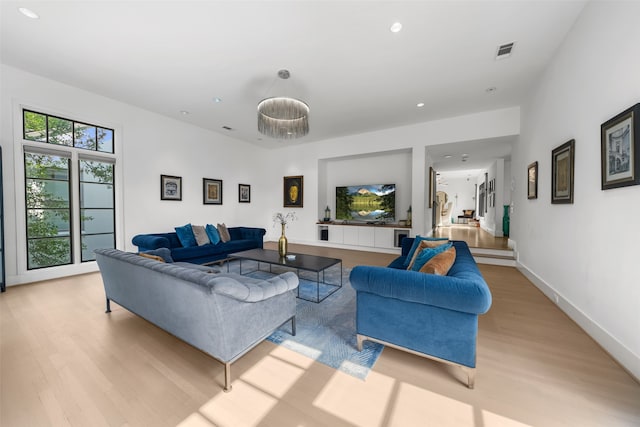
229 249 342 303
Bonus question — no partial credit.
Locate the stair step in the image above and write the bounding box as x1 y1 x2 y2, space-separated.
470 248 516 266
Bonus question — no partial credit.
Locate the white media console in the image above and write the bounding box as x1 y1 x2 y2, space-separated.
317 223 411 250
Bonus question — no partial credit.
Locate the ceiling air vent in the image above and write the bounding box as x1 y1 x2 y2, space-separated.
496 42 515 60
222 126 233 131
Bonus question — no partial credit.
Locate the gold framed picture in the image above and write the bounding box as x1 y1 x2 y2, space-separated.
283 175 303 207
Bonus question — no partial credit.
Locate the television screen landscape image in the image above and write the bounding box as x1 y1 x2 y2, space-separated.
336 184 395 223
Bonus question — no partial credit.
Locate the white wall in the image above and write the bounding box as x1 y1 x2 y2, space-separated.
273 108 520 244
321 150 412 223
511 1 640 379
1 65 270 284
1 64 520 285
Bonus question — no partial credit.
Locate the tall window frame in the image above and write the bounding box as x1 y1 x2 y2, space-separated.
19 107 117 271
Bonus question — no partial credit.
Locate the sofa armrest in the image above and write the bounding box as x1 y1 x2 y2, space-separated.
350 266 491 315
210 271 298 302
132 234 170 250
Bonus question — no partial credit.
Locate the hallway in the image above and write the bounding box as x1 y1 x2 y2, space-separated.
433 224 509 250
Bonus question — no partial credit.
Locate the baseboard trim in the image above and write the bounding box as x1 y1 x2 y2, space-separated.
516 261 640 383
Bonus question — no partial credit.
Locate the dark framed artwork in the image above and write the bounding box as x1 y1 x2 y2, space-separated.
527 161 538 199
484 172 488 213
428 167 435 208
601 103 640 190
551 139 575 204
283 175 303 207
203 178 223 205
160 175 182 201
238 184 251 203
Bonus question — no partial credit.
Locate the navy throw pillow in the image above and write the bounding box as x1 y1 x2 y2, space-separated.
175 224 197 247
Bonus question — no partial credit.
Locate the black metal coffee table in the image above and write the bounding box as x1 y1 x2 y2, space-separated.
229 249 342 303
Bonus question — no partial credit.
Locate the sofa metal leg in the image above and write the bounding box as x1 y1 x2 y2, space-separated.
291 316 296 336
462 367 476 389
105 298 111 313
356 334 365 351
223 363 232 392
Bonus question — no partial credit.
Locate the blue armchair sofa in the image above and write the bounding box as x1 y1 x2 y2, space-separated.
349 238 492 388
132 226 265 265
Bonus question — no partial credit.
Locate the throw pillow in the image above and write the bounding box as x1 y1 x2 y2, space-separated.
217 223 231 243
175 224 197 247
406 239 450 270
410 243 452 272
420 246 457 275
205 224 221 245
139 253 165 262
403 235 449 268
191 225 210 246
140 248 174 263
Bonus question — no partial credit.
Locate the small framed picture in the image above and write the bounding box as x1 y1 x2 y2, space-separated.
283 175 303 207
238 184 251 203
203 178 223 205
601 103 639 190
527 161 538 199
551 139 575 204
161 175 182 201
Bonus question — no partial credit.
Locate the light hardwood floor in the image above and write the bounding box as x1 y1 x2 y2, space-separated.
433 224 510 250
1 242 639 426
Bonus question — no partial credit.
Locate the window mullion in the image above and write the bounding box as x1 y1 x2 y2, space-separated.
70 152 81 264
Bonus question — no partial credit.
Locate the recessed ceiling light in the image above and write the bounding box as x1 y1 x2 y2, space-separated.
213 97 222 103
417 102 425 108
444 155 452 159
390 22 402 33
180 110 189 115
18 7 39 19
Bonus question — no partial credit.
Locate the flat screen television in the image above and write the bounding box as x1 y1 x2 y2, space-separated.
336 184 395 223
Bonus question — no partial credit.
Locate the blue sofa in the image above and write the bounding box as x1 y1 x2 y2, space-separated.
349 238 492 388
132 227 266 265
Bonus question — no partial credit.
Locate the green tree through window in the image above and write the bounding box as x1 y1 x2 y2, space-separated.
22 109 116 269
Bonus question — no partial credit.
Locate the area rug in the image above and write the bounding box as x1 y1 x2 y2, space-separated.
226 261 384 380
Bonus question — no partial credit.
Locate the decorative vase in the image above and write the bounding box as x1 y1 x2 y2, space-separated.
278 223 288 257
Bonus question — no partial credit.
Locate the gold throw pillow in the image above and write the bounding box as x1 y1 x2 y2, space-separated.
420 246 456 275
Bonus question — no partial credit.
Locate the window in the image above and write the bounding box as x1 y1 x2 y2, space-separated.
25 152 72 269
23 110 114 153
79 159 115 262
22 109 116 270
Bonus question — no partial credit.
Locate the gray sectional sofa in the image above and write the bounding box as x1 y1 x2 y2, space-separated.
94 248 299 392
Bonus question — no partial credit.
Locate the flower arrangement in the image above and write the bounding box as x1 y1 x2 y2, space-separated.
273 211 297 227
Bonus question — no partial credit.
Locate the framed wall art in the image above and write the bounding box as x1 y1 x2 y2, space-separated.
238 184 251 203
527 161 538 199
203 178 223 205
551 139 575 204
283 175 303 207
601 102 640 190
160 175 182 201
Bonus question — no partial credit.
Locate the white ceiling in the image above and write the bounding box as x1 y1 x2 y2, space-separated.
1 1 586 155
